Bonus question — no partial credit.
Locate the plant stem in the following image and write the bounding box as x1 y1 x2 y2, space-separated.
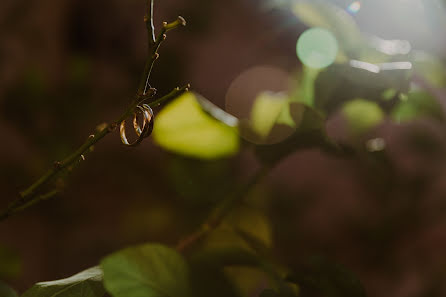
176 165 272 252
0 0 187 222
146 0 155 46
0 86 189 223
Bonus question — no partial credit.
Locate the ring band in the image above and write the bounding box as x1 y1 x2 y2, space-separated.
120 104 155 146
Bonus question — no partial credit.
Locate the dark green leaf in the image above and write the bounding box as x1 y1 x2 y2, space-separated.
287 256 367 297
0 245 21 278
314 64 411 115
0 281 18 297
259 289 279 297
392 91 444 122
101 244 190 297
255 103 333 164
21 266 104 297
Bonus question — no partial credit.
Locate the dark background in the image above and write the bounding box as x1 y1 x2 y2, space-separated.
2 0 446 296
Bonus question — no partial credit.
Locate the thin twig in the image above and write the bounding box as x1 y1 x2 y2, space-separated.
139 15 186 96
146 0 155 45
0 86 189 222
0 0 188 222
176 165 271 252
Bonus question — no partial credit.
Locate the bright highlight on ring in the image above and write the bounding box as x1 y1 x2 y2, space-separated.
120 104 155 146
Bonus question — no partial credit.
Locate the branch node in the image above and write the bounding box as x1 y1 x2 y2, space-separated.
108 123 118 132
54 161 62 169
163 16 187 31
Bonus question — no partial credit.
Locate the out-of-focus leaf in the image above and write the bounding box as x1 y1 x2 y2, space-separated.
413 51 446 87
21 266 104 297
167 156 234 204
202 207 272 252
228 207 272 249
250 92 290 139
224 266 271 297
392 91 444 123
287 256 367 297
101 244 190 297
275 103 296 128
255 103 331 165
314 64 411 115
0 245 21 278
342 99 384 135
259 288 298 297
153 92 239 159
260 289 279 297
190 247 261 268
240 92 303 145
0 281 18 297
291 67 320 107
292 0 362 56
381 88 398 101
190 247 269 297
188 248 244 297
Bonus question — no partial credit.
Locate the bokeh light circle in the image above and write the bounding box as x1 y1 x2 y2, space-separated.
225 66 299 145
296 27 339 69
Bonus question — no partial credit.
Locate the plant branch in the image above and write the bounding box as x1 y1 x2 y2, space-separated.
0 85 189 223
0 2 188 222
176 165 271 252
145 0 155 45
139 15 186 96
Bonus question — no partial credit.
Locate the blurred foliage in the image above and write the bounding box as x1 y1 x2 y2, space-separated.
292 0 362 58
4 0 446 297
286 256 367 297
413 51 446 88
0 245 21 279
0 281 18 297
392 91 444 123
101 244 190 297
21 267 104 297
342 99 384 135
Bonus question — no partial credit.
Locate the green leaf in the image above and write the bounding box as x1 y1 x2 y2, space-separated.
0 245 21 278
21 266 104 297
292 67 320 106
250 92 292 139
153 92 239 159
413 51 446 87
287 256 367 297
392 91 444 123
0 281 18 297
101 244 190 297
255 103 330 164
342 99 384 135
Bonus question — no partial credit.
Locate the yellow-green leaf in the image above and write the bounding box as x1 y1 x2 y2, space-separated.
250 92 290 139
342 99 384 134
153 92 239 159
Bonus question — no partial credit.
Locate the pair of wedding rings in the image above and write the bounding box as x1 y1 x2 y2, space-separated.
119 104 154 146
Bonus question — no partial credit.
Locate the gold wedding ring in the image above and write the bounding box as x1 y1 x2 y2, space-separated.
120 105 155 146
